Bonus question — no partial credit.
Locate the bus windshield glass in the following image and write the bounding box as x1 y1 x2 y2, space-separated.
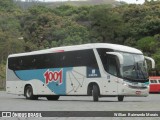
96 48 148 81
121 53 148 80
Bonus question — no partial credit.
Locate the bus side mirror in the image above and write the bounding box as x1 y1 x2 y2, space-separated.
106 52 123 64
145 56 155 69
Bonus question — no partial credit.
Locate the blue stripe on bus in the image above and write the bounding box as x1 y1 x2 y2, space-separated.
15 68 73 95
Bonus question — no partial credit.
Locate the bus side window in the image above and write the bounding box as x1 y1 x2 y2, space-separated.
108 59 117 76
150 80 157 83
8 49 99 70
150 80 153 83
106 55 119 77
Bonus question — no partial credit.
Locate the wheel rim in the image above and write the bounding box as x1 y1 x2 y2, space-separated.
26 88 32 98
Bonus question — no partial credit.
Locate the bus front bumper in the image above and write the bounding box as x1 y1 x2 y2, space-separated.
119 84 149 97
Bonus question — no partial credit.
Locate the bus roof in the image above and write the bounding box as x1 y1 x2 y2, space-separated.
8 43 142 58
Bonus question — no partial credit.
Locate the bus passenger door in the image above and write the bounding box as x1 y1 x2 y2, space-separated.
104 55 119 95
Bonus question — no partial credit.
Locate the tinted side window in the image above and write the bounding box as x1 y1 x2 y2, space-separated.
97 48 113 71
107 55 119 76
8 49 99 70
97 48 120 76
150 80 157 83
60 49 98 68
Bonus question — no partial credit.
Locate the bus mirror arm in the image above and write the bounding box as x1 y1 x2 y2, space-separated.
106 52 123 64
145 56 155 69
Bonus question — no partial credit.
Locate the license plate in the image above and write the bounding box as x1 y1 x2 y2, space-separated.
136 91 141 95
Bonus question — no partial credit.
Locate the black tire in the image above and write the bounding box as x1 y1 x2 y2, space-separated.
24 85 38 100
118 95 124 102
93 84 100 102
46 96 60 101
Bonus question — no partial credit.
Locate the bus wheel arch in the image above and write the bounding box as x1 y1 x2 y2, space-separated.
24 84 38 100
87 82 100 101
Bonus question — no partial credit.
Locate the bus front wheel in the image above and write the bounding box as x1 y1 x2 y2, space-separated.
24 85 38 100
93 84 100 102
118 95 124 102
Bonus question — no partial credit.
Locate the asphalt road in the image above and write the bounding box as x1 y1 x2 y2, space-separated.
0 91 160 111
0 91 160 120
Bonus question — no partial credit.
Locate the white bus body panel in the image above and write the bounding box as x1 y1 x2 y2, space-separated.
6 43 149 97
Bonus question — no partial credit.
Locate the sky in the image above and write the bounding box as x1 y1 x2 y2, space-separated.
45 0 145 4
44 0 86 1
116 0 145 4
22 0 146 4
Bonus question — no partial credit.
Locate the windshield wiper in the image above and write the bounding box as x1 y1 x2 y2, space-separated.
136 63 147 79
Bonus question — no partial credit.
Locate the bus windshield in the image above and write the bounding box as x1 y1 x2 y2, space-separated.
97 48 148 81
121 53 148 80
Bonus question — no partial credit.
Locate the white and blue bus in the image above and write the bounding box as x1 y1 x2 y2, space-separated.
6 43 154 101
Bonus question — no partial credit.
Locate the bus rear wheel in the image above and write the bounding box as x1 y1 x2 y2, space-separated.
24 85 38 100
46 96 60 101
93 84 100 102
118 95 124 102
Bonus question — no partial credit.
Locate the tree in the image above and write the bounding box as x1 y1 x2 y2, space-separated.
89 5 124 43
136 36 158 55
0 13 24 63
21 5 90 50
